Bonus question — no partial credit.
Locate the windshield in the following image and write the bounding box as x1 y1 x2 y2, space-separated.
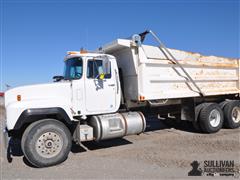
64 57 83 80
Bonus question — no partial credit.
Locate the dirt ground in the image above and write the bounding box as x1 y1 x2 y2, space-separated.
0 98 240 179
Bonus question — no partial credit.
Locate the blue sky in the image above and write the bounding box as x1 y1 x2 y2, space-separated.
0 0 239 91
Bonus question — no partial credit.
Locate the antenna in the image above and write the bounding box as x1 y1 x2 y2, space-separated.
5 84 11 90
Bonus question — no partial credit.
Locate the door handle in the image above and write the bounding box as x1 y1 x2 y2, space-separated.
108 84 115 87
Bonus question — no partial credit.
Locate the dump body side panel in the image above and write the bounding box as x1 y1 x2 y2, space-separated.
102 39 240 101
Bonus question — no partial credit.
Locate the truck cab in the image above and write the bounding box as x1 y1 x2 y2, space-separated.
63 52 121 116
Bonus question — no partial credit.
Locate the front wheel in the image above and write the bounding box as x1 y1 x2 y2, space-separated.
21 119 72 167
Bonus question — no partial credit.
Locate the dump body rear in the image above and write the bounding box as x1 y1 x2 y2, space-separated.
102 39 240 101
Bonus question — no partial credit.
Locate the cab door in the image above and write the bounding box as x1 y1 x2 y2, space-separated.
84 58 116 113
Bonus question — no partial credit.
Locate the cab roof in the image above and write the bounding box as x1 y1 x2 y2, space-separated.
64 51 115 61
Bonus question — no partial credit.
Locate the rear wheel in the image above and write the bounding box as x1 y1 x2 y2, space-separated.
199 103 223 133
21 119 72 167
223 101 240 129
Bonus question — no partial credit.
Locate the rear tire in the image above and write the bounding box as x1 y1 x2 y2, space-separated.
193 103 205 132
199 103 223 133
223 100 240 129
21 119 72 167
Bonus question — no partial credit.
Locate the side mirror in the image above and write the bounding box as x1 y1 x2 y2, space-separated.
93 56 111 80
53 76 64 82
102 59 111 75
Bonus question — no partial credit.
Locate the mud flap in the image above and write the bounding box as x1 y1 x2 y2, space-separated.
181 98 195 121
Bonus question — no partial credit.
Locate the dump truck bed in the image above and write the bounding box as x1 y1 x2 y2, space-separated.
102 39 240 101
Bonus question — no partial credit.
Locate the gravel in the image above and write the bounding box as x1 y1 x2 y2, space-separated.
0 98 240 179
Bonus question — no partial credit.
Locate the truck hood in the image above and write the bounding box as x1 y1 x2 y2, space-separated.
4 82 72 108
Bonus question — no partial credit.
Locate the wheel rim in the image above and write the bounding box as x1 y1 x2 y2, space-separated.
209 109 221 127
35 132 63 158
232 106 240 123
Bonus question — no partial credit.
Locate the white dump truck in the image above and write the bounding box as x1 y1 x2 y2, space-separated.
3 30 240 167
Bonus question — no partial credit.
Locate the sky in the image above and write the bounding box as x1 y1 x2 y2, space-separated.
0 0 239 91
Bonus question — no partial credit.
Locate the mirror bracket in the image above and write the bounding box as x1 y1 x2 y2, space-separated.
53 76 64 82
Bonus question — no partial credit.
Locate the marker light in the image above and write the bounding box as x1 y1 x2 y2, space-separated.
67 50 88 55
17 95 21 101
139 96 145 101
80 49 88 54
67 51 79 55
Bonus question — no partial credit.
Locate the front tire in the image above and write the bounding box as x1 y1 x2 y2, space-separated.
21 119 72 167
223 101 240 129
199 103 223 133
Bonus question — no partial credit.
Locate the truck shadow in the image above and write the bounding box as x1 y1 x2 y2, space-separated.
71 138 133 153
74 139 139 153
145 116 199 133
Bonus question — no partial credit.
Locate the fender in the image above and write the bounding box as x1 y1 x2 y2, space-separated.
13 107 73 130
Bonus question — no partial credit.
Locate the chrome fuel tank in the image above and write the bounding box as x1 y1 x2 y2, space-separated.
88 112 146 141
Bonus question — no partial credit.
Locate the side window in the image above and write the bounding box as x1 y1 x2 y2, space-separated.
87 59 111 79
64 57 83 80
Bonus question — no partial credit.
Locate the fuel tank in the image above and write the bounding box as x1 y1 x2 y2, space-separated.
88 112 146 141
